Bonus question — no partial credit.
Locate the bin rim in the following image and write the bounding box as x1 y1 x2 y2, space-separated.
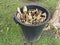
14 5 51 27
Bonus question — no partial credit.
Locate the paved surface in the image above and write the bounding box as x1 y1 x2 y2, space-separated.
49 0 60 38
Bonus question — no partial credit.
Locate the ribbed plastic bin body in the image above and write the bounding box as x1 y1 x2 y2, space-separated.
20 24 45 42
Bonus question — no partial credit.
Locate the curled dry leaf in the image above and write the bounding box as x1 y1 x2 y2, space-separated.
28 12 32 20
23 6 27 13
41 13 46 19
17 13 20 19
24 21 30 24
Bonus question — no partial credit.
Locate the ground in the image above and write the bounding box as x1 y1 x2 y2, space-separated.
0 0 60 45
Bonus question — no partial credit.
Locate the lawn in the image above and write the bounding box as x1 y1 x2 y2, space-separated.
0 0 60 45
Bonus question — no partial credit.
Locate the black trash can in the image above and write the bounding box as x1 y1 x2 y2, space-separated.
14 5 51 42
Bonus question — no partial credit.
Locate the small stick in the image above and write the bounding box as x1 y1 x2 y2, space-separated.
31 42 33 45
23 6 27 13
24 41 27 45
24 42 27 45
17 7 21 14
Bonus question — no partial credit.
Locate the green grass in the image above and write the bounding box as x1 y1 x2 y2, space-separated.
0 0 59 45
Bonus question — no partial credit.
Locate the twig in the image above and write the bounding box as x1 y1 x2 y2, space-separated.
31 42 33 45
